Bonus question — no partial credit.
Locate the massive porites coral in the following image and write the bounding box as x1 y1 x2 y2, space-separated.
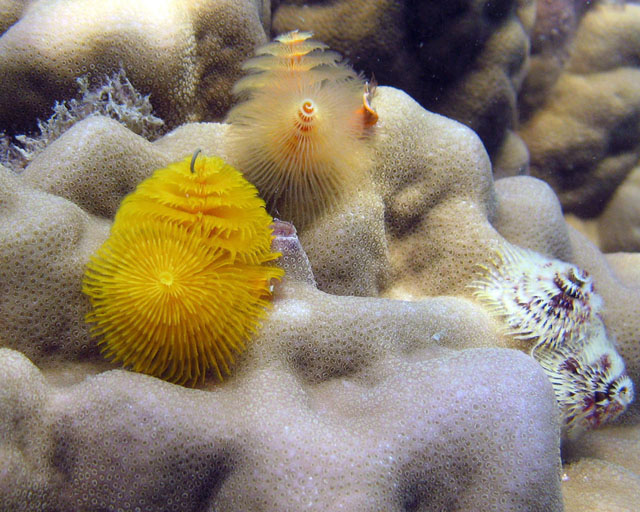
0 93 569 509
0 0 269 132
0 279 563 510
0 3 639 509
2 83 640 509
1 157 564 509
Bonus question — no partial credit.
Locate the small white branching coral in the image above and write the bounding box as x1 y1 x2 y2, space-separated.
471 244 634 439
1 69 164 170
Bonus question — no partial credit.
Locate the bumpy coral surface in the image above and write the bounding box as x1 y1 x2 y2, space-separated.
0 205 563 511
598 163 640 252
2 2 640 509
1 83 638 509
0 0 269 131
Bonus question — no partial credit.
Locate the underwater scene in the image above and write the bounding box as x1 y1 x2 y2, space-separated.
1 0 639 510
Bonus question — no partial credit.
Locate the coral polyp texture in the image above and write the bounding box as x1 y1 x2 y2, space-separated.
82 154 283 386
226 30 374 228
537 319 634 440
2 2 640 506
470 244 602 352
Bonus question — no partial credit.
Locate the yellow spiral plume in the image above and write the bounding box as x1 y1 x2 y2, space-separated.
83 153 283 386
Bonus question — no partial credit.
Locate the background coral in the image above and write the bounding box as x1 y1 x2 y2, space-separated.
0 0 269 133
272 0 535 177
518 0 584 120
270 0 640 250
518 3 640 218
0 238 564 511
4 0 640 239
597 164 640 252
